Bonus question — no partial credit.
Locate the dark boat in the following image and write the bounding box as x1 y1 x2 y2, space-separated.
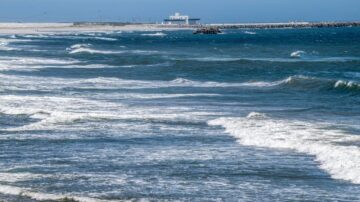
193 27 222 34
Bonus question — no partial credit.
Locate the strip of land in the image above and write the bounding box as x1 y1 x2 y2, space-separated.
0 22 359 34
209 21 360 29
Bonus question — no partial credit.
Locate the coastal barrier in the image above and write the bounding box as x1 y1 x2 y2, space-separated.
155 21 360 29
212 22 360 29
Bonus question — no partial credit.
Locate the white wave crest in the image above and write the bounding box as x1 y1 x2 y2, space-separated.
93 37 118 41
170 77 283 88
141 32 167 36
0 56 78 65
70 43 91 49
0 184 105 202
69 47 124 54
0 38 30 51
68 43 123 54
334 80 360 89
246 112 267 119
0 56 80 71
290 50 306 58
68 44 156 55
208 113 360 184
244 31 257 35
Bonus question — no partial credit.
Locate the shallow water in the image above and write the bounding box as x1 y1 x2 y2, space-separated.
0 28 360 201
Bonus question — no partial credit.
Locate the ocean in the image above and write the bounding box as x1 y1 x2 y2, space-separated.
0 27 359 201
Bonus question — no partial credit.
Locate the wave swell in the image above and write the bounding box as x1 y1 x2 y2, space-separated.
280 75 360 93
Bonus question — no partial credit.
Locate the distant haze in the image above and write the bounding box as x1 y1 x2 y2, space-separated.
0 0 359 23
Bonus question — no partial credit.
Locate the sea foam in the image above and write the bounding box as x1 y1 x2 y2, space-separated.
208 113 360 184
0 38 30 51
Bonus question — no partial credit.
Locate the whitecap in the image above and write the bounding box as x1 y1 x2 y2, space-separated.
0 56 78 65
290 50 306 58
246 112 267 119
0 56 80 71
93 37 118 41
0 56 118 71
69 47 124 54
69 43 91 49
141 32 167 37
244 31 257 35
67 44 156 55
334 80 360 89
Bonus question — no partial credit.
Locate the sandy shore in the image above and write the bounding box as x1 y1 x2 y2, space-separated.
1 21 359 34
0 23 192 34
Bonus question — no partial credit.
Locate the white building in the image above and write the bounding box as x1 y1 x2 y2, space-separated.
164 12 200 25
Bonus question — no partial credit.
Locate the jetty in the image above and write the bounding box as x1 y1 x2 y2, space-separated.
210 22 360 29
156 21 360 29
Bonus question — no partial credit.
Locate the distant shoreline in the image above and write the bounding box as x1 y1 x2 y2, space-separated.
0 21 359 34
209 21 360 29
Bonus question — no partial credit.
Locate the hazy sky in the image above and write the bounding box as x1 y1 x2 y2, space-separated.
0 0 359 23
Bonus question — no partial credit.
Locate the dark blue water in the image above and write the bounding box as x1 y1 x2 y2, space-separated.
0 28 360 201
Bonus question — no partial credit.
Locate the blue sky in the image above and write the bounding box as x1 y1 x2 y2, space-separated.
0 0 359 23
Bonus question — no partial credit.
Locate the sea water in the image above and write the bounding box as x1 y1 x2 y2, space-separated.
0 28 360 201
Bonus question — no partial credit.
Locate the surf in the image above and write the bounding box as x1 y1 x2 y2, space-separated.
208 112 360 184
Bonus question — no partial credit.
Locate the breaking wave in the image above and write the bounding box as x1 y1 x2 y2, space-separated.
290 50 306 58
281 75 360 93
0 184 104 202
208 112 360 184
0 38 31 51
0 93 213 132
170 76 360 93
334 80 360 91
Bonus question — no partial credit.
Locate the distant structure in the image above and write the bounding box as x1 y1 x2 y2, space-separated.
163 12 200 25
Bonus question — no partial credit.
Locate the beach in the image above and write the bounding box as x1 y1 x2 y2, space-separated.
0 23 191 34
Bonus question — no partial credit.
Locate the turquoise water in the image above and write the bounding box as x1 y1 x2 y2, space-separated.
0 28 360 201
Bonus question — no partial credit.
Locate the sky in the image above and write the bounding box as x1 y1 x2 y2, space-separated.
0 0 359 23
